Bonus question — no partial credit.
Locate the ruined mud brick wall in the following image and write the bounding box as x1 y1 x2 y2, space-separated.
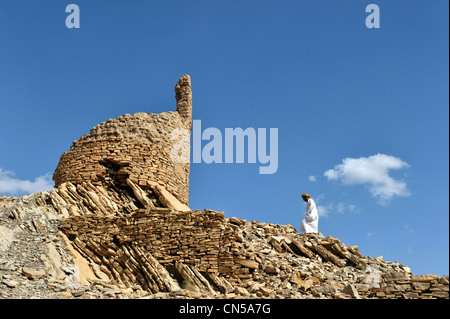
53 75 192 206
52 139 189 206
59 209 256 289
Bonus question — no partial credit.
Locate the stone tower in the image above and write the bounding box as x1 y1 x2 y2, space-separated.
53 75 192 207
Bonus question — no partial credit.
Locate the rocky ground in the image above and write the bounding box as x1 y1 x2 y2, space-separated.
0 193 448 300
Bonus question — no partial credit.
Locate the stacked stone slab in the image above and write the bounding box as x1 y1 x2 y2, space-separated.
2 185 448 298
47 179 447 299
58 209 250 290
53 75 192 206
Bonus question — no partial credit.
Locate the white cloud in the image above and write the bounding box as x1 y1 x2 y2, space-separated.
403 224 415 233
324 153 411 205
315 194 326 203
316 202 359 218
313 194 358 217
312 194 330 217
317 203 333 217
308 175 317 182
336 202 360 214
0 168 54 196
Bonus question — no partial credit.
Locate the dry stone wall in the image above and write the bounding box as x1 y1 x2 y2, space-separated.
2 186 448 299
58 209 257 291
52 139 189 206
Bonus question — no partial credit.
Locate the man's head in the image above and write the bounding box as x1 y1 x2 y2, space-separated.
301 193 310 202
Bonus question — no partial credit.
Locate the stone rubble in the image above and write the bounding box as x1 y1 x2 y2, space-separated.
1 189 448 299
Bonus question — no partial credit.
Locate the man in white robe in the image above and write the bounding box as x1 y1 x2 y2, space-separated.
300 193 319 233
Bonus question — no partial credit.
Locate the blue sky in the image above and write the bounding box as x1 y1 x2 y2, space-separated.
0 1 448 276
